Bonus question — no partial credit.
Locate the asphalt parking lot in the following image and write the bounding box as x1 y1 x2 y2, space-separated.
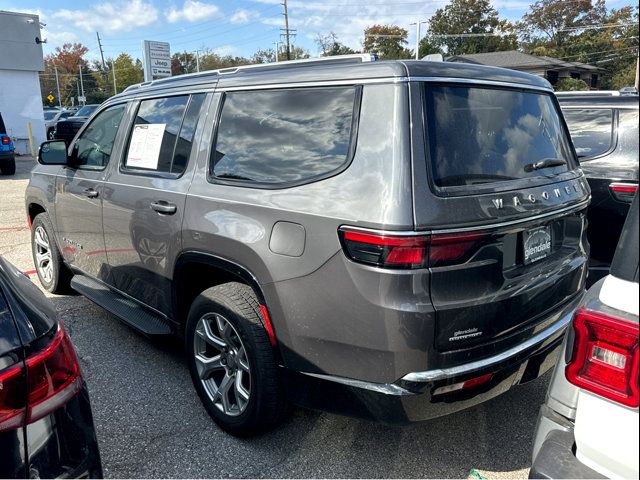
1 155 549 478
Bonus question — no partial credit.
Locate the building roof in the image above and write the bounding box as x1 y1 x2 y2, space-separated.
447 50 601 72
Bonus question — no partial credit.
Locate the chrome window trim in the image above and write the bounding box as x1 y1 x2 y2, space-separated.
409 76 554 93
431 198 590 234
214 77 405 92
402 308 574 383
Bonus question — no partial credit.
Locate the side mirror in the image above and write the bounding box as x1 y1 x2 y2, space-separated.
38 140 68 165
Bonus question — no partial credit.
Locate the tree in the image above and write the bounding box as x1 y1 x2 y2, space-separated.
425 0 517 56
555 77 590 91
520 1 639 89
519 0 599 49
171 52 198 75
112 53 143 92
316 32 357 56
363 25 411 59
40 43 91 106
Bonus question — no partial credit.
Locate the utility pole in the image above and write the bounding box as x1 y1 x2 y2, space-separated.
112 61 117 95
78 65 85 105
96 31 106 69
53 64 62 108
281 0 292 60
410 20 428 60
196 50 200 72
274 41 279 62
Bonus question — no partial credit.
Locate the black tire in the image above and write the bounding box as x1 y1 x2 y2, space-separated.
31 213 72 293
186 282 288 436
0 156 15 175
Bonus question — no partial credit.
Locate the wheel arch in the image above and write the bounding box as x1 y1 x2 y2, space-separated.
172 251 270 336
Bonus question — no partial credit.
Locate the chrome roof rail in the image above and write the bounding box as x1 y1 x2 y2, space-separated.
120 54 378 92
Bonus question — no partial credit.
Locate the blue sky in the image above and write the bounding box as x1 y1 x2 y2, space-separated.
1 0 637 62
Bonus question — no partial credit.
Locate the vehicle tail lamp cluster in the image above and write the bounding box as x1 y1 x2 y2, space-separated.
338 227 489 269
1 136 10 145
0 324 83 432
566 308 639 408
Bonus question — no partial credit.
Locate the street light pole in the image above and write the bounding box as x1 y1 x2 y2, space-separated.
410 20 428 60
53 64 62 108
78 64 85 105
112 61 118 95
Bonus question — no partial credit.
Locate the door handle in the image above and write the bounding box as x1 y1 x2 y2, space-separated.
83 188 99 198
151 201 177 215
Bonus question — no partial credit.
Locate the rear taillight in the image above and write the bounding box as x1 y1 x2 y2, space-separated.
1 136 10 145
566 308 639 408
339 229 429 269
0 325 82 432
338 227 489 269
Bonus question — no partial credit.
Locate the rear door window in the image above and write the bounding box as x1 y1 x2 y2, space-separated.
210 86 358 186
424 85 575 188
562 109 614 159
124 94 205 175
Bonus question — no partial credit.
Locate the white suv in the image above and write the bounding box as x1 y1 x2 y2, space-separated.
531 194 639 479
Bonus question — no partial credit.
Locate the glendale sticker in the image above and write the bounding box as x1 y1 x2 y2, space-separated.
523 227 552 264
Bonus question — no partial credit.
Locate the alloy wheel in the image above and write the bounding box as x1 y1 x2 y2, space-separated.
34 226 54 284
194 313 251 416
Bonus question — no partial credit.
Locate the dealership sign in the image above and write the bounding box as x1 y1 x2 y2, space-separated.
143 40 171 81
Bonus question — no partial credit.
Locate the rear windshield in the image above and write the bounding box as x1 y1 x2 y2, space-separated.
0 113 6 134
425 85 575 188
75 105 98 117
562 108 614 158
44 111 58 121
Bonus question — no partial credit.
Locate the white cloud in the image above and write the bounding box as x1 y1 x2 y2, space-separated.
213 45 238 56
52 0 159 33
44 30 80 45
230 8 259 24
166 0 220 23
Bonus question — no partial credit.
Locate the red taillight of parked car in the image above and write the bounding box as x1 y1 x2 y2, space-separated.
338 227 489 269
566 308 639 408
0 324 82 432
1 136 10 145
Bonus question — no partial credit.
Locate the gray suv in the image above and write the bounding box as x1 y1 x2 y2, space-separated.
26 55 590 436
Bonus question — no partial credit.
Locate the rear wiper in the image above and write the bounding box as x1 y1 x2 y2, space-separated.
524 158 567 172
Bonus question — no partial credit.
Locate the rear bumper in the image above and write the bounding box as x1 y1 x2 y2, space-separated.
530 416 604 479
285 303 576 424
0 151 15 162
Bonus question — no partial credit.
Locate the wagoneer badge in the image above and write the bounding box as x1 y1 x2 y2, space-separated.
491 181 586 209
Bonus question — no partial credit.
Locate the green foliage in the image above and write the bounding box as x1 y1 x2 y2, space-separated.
609 62 638 90
555 77 590 91
427 0 517 56
112 53 144 92
521 0 638 90
362 25 412 59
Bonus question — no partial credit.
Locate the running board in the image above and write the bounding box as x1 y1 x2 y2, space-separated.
70 274 172 335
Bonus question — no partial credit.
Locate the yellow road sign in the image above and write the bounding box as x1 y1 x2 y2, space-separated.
47 94 54 103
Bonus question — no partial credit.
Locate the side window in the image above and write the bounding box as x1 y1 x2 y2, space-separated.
124 94 204 175
562 108 614 159
210 87 358 186
71 104 126 170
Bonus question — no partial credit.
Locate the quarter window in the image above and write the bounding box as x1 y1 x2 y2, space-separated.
562 109 614 159
210 87 358 186
124 94 205 174
71 104 126 170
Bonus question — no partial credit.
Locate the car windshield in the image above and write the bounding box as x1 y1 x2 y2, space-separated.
424 85 576 187
44 111 58 120
75 105 98 117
